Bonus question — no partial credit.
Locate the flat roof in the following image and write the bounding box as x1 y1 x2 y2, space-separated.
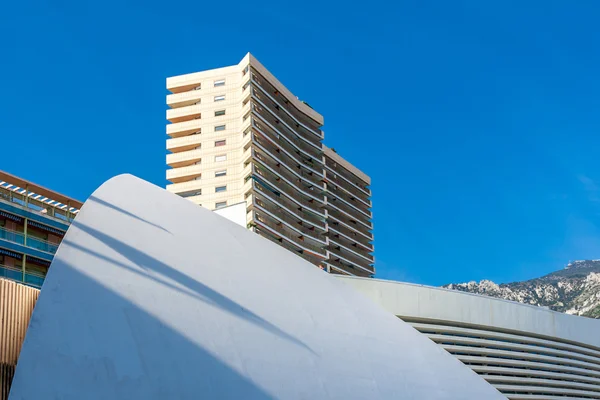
0 170 83 209
323 145 371 185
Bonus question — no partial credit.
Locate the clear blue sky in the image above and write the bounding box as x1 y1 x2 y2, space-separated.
2 1 599 286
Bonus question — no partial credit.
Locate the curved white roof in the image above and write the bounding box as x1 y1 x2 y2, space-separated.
10 175 504 399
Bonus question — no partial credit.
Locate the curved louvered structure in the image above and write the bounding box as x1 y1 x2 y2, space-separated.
340 277 600 400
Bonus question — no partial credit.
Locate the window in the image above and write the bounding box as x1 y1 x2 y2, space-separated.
214 79 225 87
214 95 225 102
215 201 227 209
215 170 227 177
215 109 225 117
214 124 225 132
215 154 227 162
215 185 227 193
215 140 226 147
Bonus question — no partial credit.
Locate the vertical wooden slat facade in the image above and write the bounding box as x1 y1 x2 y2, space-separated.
0 279 39 400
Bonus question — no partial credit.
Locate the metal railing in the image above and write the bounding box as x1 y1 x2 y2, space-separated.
0 226 59 254
0 186 75 222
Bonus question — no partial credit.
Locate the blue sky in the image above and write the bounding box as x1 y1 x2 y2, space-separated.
2 1 600 286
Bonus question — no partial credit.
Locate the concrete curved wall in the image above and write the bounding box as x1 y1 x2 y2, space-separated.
10 175 504 399
339 277 600 400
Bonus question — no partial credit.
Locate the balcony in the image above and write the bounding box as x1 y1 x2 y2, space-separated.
166 179 203 195
328 225 374 254
252 192 326 243
253 134 323 187
326 182 371 211
254 227 324 267
327 211 373 242
252 146 324 200
167 90 202 108
253 212 326 258
250 70 322 136
252 180 325 228
251 101 322 157
167 165 203 183
167 76 202 94
0 264 45 288
0 186 76 223
166 134 202 153
326 196 371 226
251 119 323 174
167 119 202 138
250 86 322 146
324 158 370 195
166 149 202 168
328 238 374 266
251 155 325 215
166 104 202 123
327 246 373 276
0 226 59 254
324 257 373 278
326 200 372 231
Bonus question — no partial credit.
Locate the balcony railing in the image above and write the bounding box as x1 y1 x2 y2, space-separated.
254 212 326 257
0 186 76 223
252 180 325 228
324 158 370 194
253 134 323 188
328 225 374 254
326 196 371 227
324 258 374 278
0 226 59 254
251 101 322 157
328 240 374 267
327 213 373 244
253 196 326 243
252 146 324 201
250 70 322 137
326 202 372 232
252 161 325 217
251 119 323 174
0 264 46 288
254 228 324 267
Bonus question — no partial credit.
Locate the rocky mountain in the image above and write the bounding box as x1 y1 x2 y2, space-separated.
443 260 600 318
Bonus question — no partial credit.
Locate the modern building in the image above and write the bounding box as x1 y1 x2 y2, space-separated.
166 53 374 277
0 170 82 288
6 174 504 400
341 277 600 400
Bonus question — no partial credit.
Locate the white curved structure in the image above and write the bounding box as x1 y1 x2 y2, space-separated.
340 277 600 400
10 175 503 399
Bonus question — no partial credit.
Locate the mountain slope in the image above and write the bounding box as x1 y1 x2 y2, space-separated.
443 260 600 318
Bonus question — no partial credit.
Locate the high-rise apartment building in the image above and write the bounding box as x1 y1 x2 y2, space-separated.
166 53 374 277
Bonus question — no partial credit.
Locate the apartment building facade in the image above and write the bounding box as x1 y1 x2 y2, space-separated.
166 53 374 277
0 171 82 288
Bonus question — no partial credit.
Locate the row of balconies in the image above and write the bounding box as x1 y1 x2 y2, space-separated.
324 168 370 201
327 225 374 254
253 226 324 267
251 162 325 218
253 211 326 258
324 257 373 278
251 118 323 175
327 209 373 243
250 69 322 137
327 240 374 270
253 134 323 188
326 198 372 232
250 100 322 157
166 164 203 183
252 180 326 229
325 180 371 210
250 84 321 147
324 156 370 195
252 148 324 205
